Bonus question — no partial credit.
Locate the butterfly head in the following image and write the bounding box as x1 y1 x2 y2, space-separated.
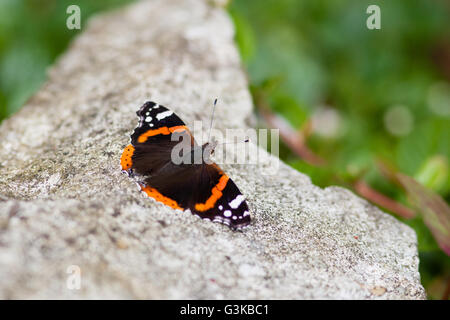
202 138 218 157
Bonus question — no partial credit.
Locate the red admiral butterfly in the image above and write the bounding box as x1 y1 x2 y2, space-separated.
121 101 251 230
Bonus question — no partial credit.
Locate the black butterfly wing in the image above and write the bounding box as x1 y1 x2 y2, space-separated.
191 164 251 230
121 101 194 173
141 162 251 230
130 101 188 145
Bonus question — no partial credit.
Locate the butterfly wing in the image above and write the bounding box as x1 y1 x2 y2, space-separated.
130 101 189 146
121 101 194 174
141 161 251 230
191 163 251 230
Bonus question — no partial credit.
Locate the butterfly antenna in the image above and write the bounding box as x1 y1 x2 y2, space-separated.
207 98 218 143
218 137 250 146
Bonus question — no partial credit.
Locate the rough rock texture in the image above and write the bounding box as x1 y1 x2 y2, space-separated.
0 0 425 299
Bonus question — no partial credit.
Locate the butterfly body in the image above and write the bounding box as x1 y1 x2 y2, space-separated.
121 101 251 230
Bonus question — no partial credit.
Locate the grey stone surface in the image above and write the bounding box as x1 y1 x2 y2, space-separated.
0 0 425 299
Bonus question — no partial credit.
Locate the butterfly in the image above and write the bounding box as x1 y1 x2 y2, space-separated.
120 101 251 230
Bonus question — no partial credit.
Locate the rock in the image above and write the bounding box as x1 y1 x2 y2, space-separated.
0 0 425 299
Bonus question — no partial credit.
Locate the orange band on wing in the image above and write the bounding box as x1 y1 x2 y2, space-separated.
141 185 183 210
120 144 135 170
137 125 187 143
195 175 229 212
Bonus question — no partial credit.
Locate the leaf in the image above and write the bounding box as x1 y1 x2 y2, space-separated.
397 173 450 256
414 155 449 194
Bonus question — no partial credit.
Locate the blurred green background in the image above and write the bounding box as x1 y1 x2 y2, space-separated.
0 0 449 299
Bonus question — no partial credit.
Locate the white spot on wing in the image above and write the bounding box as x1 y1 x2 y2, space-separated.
223 210 232 217
145 116 152 122
156 110 173 120
229 195 245 209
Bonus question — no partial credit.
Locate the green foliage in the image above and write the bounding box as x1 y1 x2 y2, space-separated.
0 0 135 121
229 0 450 299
